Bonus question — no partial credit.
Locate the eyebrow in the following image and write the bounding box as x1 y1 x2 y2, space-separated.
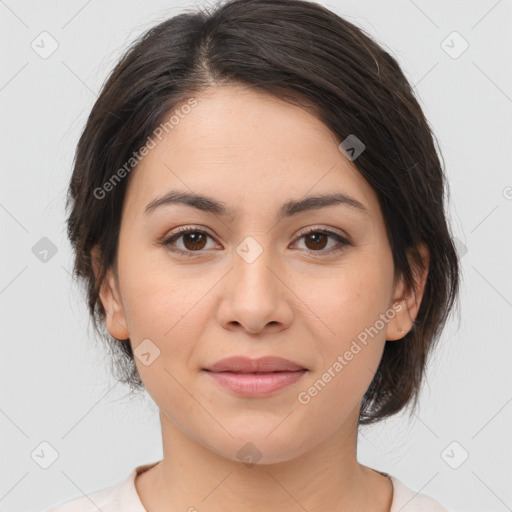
143 190 369 219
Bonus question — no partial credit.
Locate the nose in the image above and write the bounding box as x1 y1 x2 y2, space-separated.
215 237 293 335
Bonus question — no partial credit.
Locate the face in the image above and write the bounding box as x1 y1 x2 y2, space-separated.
97 83 427 465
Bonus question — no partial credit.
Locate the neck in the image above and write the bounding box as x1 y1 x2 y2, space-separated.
135 411 393 512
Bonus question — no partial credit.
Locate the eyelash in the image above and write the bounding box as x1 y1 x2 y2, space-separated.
160 225 351 258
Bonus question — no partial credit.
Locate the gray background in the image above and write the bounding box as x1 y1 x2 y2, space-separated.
1 1 511 511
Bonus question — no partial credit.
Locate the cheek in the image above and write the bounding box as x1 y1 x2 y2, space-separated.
118 242 185 333
118 250 208 371
307 257 393 341
301 254 393 405
122 265 202 404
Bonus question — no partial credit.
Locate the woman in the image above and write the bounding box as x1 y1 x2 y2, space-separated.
48 0 460 510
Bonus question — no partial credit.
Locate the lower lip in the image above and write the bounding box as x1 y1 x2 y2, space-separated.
204 370 307 397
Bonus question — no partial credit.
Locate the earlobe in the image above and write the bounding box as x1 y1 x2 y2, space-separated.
385 243 430 341
91 246 130 340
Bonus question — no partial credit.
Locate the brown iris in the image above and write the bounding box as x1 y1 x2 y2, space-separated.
182 232 208 251
303 232 328 251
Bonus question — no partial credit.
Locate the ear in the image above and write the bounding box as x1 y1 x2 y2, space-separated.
385 242 430 341
91 246 130 340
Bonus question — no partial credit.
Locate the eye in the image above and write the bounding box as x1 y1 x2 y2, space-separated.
292 227 351 255
160 226 219 257
160 226 351 257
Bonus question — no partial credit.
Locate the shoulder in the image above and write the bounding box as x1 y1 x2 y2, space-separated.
389 475 455 512
43 472 133 512
43 461 158 512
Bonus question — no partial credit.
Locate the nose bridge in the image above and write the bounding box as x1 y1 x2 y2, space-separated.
232 234 277 297
214 230 294 334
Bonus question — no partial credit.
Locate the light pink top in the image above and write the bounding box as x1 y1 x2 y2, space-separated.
45 461 453 511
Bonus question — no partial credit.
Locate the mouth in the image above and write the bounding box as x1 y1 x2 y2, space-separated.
202 355 309 397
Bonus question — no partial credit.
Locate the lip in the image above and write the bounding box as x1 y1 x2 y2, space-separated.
204 370 307 397
204 356 307 373
202 356 308 397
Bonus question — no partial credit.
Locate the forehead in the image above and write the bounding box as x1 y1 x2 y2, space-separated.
123 84 380 221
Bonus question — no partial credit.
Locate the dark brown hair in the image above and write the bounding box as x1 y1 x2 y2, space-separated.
66 0 460 425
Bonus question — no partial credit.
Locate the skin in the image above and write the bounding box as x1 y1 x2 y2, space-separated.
93 83 429 512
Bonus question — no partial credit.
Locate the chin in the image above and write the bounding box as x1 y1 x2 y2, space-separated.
202 428 314 467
